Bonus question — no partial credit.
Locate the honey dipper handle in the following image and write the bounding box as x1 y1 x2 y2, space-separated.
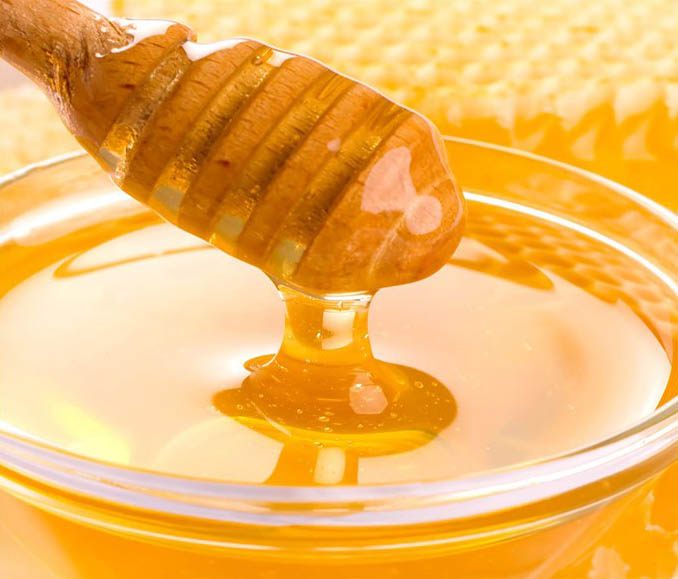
1 0 465 294
0 0 127 92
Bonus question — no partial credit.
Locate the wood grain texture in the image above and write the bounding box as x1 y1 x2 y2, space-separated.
0 0 465 294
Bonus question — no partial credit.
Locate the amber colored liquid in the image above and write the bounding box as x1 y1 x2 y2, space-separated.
0 190 677 577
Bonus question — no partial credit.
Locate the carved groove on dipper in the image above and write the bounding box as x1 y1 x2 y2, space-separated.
148 44 276 222
261 100 412 278
206 70 355 252
98 37 192 182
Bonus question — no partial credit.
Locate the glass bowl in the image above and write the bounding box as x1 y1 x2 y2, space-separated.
0 137 676 578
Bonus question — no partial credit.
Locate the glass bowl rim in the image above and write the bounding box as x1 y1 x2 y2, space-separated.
0 137 676 535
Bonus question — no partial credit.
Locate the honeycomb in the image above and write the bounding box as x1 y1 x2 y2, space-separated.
0 0 675 212
0 86 80 172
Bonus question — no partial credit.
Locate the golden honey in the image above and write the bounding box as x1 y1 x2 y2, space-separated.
0 141 677 577
0 195 671 480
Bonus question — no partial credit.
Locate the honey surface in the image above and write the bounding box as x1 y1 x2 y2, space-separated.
0 190 673 486
0 169 677 576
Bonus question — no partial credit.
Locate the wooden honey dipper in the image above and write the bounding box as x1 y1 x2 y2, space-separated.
0 0 465 294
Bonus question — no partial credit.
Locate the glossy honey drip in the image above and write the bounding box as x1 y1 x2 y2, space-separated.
213 285 456 485
89 25 461 460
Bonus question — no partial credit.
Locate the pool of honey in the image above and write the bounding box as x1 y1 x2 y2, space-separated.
0 186 677 577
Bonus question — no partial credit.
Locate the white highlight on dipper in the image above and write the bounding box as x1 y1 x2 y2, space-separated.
109 18 175 54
